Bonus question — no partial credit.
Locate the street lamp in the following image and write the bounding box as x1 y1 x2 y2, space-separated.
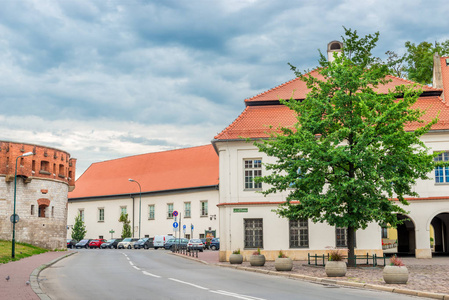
128 178 141 239
12 151 34 258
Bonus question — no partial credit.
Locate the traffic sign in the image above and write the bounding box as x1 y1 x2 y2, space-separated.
10 214 19 224
191 224 194 230
173 222 179 228
183 225 186 229
173 211 178 217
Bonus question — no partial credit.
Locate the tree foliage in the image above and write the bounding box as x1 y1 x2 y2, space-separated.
255 28 439 264
119 213 132 238
71 213 87 241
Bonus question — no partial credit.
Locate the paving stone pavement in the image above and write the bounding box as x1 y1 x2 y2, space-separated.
0 251 71 300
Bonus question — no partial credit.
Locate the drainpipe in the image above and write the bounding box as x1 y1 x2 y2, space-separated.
131 195 135 237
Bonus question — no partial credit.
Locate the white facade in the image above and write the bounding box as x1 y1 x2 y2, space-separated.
68 188 219 240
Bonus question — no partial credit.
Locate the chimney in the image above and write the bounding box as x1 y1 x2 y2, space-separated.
433 52 443 90
327 41 343 63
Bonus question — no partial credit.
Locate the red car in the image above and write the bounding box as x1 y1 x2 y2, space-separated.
89 239 106 249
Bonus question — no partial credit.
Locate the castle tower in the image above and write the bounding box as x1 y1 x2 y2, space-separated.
327 40 343 63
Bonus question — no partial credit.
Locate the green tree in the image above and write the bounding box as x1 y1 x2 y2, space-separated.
256 28 439 266
71 213 87 241
119 213 132 238
403 40 449 84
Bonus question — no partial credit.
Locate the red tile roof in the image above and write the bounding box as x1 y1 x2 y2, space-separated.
245 71 441 103
441 56 449 102
69 145 218 199
215 97 449 140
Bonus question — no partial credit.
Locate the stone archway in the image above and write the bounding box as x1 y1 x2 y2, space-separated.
431 213 449 255
396 214 416 255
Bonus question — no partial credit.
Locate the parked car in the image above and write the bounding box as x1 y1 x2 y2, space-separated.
210 238 220 250
67 239 77 249
89 239 107 249
134 237 154 249
187 239 204 252
75 239 92 249
117 238 139 249
164 238 188 250
153 235 174 250
101 238 123 249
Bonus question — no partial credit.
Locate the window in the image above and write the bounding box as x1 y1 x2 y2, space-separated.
244 159 262 190
79 209 84 222
59 164 65 177
244 219 263 249
381 226 388 239
40 161 50 174
336 227 356 248
289 219 309 248
148 205 155 220
435 152 449 183
167 203 174 218
98 208 104 222
199 233 205 239
39 205 47 218
185 234 190 239
51 206 54 217
184 202 191 218
120 206 127 217
99 235 104 239
31 205 34 215
200 201 208 217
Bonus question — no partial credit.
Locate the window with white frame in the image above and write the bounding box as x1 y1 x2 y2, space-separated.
148 205 155 220
167 203 174 218
184 202 191 218
120 206 127 217
244 159 262 190
79 209 84 222
336 227 356 248
244 218 263 249
98 208 104 222
434 152 449 183
289 219 309 248
200 201 208 216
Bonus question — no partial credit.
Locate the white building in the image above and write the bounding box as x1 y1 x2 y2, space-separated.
212 44 449 261
68 145 219 241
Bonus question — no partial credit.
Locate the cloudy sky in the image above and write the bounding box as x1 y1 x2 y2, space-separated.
1 0 448 178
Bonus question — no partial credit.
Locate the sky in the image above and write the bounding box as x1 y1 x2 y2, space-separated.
1 0 448 178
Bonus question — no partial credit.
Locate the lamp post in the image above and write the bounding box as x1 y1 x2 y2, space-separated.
12 151 34 258
128 178 141 239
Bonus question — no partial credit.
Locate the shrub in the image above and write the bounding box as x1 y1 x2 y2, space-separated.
232 248 241 255
329 249 344 261
389 255 404 266
253 248 261 255
278 250 287 258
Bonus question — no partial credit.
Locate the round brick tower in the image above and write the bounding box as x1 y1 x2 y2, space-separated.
0 141 76 250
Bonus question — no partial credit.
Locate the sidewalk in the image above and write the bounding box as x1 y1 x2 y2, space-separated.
185 251 449 299
0 251 72 300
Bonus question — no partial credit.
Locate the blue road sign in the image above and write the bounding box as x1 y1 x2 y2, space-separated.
173 211 178 217
191 224 194 230
173 222 179 228
183 225 186 229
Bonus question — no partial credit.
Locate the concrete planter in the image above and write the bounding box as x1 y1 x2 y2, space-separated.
325 261 347 277
383 266 409 284
249 254 266 266
275 257 293 271
229 254 243 264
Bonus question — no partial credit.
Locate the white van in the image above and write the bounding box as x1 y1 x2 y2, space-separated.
153 235 174 249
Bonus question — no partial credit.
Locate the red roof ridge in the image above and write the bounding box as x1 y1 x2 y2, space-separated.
385 74 442 92
244 68 321 102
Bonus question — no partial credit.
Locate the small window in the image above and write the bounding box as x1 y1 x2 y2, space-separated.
199 233 205 239
99 235 104 239
144 235 149 238
381 226 388 239
32 160 36 172
167 203 174 218
336 227 356 248
148 205 155 220
244 219 263 249
31 205 35 215
244 159 262 190
39 205 47 218
40 161 50 174
98 208 104 222
59 164 65 177
120 206 127 217
184 202 191 218
51 206 54 217
200 201 208 217
79 209 85 222
185 234 190 239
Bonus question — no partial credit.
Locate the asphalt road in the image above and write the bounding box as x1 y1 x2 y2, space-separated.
40 249 418 300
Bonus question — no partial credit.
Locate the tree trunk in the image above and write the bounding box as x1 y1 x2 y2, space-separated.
347 226 355 267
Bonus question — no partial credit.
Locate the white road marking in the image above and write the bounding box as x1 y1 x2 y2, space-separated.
211 290 266 300
168 278 209 290
129 261 134 266
133 266 140 270
142 271 161 278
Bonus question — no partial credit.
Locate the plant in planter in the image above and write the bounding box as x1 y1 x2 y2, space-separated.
229 248 243 264
275 250 293 271
325 249 347 277
249 248 266 266
383 255 408 284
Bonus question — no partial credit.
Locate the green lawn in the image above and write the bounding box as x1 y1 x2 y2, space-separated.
0 240 49 264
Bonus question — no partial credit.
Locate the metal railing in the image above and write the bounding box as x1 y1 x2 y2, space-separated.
308 253 387 267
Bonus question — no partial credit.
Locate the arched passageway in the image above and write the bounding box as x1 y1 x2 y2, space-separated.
431 213 449 256
396 214 416 255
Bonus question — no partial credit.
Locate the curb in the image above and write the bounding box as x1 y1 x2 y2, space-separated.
30 251 77 300
182 257 449 300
